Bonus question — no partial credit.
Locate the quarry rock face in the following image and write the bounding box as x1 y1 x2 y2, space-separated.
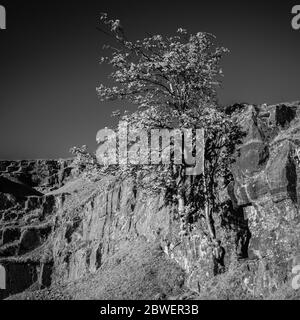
1 102 300 299
0 159 73 299
50 179 206 288
229 102 300 295
0 159 73 194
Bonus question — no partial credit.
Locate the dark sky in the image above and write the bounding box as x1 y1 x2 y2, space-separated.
0 0 299 159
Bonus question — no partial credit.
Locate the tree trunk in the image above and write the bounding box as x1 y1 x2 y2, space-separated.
204 199 216 241
178 190 187 236
203 176 216 242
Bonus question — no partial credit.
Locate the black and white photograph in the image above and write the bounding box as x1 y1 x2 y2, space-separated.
0 0 300 309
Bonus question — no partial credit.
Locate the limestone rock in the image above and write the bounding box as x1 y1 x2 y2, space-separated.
1 102 300 299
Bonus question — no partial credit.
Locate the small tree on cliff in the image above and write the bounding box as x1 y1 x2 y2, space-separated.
72 15 240 251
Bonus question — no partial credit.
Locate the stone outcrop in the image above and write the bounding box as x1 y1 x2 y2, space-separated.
0 159 74 299
0 159 73 193
226 102 300 296
1 102 300 299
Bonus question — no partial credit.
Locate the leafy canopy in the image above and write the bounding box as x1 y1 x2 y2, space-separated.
71 15 241 241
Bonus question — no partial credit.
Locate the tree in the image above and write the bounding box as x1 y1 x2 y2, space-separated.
72 15 242 270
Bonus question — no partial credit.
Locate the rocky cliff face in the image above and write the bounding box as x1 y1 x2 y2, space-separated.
0 159 73 193
228 102 300 297
1 102 300 300
0 159 74 299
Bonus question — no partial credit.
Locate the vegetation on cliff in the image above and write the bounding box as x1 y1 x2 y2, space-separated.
71 15 244 271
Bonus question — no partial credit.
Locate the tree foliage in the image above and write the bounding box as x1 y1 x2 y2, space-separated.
72 14 242 246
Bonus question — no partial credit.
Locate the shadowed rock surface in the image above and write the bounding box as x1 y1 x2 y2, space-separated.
1 102 300 300
0 177 43 198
